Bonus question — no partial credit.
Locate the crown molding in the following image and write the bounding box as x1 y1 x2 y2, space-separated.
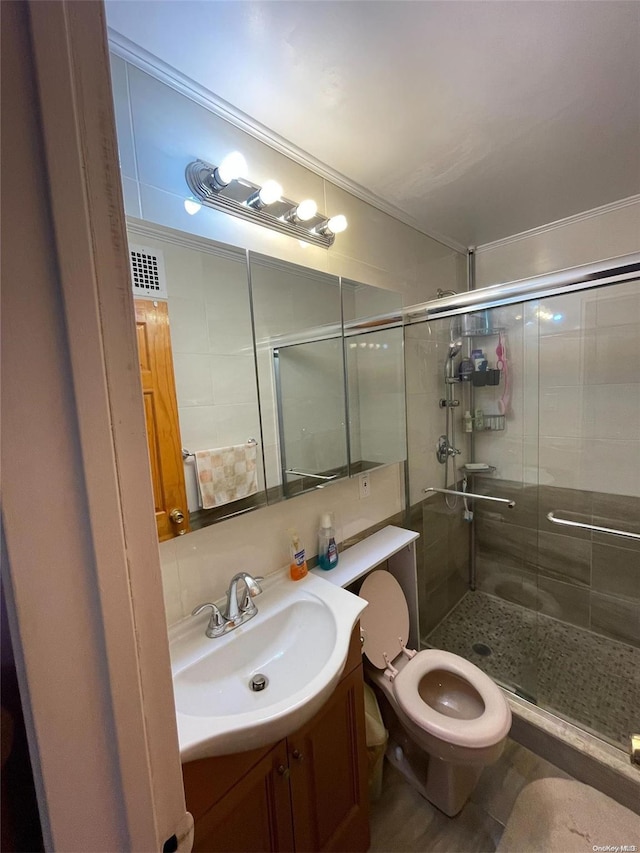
108 30 468 256
475 194 640 254
126 216 246 263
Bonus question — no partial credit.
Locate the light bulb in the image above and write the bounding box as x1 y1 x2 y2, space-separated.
216 151 247 186
184 197 202 215
258 180 283 206
327 214 347 234
296 199 317 221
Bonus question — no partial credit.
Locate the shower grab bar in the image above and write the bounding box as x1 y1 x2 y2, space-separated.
424 487 515 507
547 512 640 541
285 469 339 481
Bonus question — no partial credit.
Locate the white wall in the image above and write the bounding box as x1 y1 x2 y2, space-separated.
475 195 640 287
473 199 640 496
110 52 465 627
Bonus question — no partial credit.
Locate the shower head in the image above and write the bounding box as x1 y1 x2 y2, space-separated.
448 339 463 359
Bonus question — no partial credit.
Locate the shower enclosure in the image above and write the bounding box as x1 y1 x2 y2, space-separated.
404 258 640 754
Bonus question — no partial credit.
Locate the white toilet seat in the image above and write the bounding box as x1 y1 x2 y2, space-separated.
393 649 512 748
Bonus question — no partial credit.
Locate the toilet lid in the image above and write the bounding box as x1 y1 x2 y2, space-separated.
359 570 409 669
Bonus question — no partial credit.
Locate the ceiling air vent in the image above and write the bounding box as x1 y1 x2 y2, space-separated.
129 244 168 300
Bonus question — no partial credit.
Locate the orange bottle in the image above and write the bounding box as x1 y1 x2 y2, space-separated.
289 529 308 581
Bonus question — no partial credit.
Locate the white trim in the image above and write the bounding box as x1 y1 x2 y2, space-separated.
16 2 190 850
476 194 640 254
108 30 468 256
127 216 246 262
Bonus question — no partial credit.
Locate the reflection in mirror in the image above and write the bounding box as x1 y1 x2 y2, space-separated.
342 279 407 474
126 220 267 535
249 254 347 501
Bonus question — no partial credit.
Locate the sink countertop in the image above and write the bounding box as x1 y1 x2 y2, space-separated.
170 568 366 761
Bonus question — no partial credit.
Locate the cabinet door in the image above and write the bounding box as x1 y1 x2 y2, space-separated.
287 666 370 853
191 743 294 853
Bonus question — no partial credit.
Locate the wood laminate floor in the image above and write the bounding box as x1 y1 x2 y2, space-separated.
369 739 571 852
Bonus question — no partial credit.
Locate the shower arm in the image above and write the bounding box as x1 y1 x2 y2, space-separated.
424 487 515 508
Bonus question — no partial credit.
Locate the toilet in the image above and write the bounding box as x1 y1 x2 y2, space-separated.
359 570 512 816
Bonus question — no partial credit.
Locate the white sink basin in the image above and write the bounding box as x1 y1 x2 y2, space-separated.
169 570 366 761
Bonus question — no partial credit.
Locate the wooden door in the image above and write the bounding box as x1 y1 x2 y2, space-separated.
134 299 189 540
190 743 295 853
287 666 370 853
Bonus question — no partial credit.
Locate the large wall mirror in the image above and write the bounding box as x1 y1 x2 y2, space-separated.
127 220 267 537
342 280 407 474
126 221 407 540
249 253 346 502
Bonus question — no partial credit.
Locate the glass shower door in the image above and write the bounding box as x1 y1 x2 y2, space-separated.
415 301 542 705
412 276 640 751
531 280 640 749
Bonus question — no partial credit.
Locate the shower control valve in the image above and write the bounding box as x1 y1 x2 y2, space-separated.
436 435 461 464
439 398 460 408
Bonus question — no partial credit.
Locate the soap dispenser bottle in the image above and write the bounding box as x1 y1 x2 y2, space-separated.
317 513 339 571
289 529 308 581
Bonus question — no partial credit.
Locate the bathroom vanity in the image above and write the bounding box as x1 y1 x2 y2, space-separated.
182 626 368 853
176 526 419 852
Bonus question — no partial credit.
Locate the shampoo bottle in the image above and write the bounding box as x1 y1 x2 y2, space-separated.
317 513 339 571
463 410 473 433
289 529 308 581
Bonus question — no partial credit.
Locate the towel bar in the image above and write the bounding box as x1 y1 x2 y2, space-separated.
182 438 257 459
547 511 640 541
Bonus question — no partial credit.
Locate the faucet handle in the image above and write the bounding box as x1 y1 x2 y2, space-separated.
192 602 226 638
247 575 263 595
239 575 263 614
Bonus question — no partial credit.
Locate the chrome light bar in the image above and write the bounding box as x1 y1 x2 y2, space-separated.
186 160 337 248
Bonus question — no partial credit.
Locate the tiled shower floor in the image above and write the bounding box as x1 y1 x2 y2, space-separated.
424 590 640 751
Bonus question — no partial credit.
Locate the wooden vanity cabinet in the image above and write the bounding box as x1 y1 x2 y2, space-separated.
182 625 370 853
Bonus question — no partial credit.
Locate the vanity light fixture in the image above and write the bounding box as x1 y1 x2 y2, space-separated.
285 198 318 223
246 179 283 209
210 151 248 190
316 214 348 236
185 156 347 248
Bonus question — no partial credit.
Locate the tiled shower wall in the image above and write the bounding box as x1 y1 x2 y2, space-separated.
474 480 640 649
412 492 471 636
410 232 639 645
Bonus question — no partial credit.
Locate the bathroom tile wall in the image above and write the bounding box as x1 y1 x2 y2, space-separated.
471 208 639 651
407 204 639 646
414 491 471 636
474 196 640 288
109 52 465 627
473 480 640 648
404 315 472 633
159 463 405 625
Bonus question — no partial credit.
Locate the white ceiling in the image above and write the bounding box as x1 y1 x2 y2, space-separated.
106 1 640 247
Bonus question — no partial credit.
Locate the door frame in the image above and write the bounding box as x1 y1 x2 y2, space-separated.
1 1 189 849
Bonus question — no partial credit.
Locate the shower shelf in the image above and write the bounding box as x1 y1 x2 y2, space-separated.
461 327 505 338
461 464 496 475
474 414 505 431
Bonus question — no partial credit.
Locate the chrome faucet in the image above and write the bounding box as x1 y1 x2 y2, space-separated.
224 572 263 625
192 602 226 638
192 572 263 639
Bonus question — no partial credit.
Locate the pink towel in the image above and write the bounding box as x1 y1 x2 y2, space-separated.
195 443 258 509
